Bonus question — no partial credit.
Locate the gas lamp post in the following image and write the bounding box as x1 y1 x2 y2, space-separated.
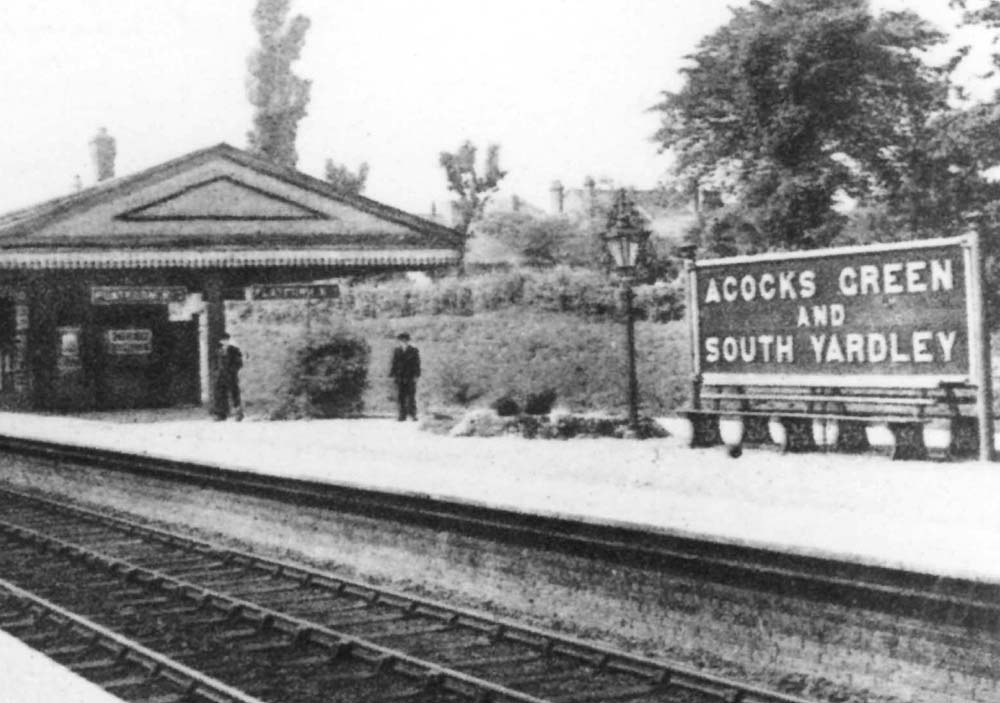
603 189 650 434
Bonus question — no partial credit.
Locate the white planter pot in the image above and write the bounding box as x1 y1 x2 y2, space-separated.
812 418 839 448
719 416 744 447
923 420 952 453
768 417 787 447
865 422 894 448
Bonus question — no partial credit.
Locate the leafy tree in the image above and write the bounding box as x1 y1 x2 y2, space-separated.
439 141 507 271
953 0 1000 34
325 159 370 195
653 0 955 254
246 0 311 168
837 103 1000 245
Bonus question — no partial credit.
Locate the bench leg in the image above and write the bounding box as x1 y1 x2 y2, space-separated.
687 412 721 448
771 416 817 453
742 416 771 445
950 417 978 459
888 422 928 461
835 420 870 453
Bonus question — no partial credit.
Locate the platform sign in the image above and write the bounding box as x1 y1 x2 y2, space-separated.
91 286 187 306
105 328 153 356
249 283 340 301
687 235 980 388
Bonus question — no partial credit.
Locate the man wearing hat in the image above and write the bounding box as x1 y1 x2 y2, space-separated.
212 333 244 421
389 332 420 421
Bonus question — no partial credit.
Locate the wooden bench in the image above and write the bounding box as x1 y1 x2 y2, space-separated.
682 383 977 460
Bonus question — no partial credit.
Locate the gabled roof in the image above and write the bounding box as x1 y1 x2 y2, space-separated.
0 143 461 254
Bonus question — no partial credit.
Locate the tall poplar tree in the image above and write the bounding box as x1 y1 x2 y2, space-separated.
246 0 311 168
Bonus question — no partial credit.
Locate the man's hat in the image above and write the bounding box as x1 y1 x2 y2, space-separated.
220 333 231 341
397 332 410 341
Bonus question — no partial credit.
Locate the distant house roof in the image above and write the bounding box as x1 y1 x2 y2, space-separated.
483 193 547 218
551 178 697 242
424 192 547 267
0 143 461 270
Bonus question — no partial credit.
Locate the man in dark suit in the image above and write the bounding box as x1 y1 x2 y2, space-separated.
212 333 244 421
389 332 420 421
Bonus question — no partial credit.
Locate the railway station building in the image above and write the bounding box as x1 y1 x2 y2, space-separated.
0 144 460 411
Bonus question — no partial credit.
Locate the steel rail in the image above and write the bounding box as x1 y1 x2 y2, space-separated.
1 432 996 630
1 484 812 703
0 577 268 703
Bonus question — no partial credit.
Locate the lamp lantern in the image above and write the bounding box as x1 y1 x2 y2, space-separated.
603 189 650 276
603 189 650 435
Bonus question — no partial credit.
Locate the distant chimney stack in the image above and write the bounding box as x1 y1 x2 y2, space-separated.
89 127 116 182
584 176 596 216
512 194 521 212
549 180 564 214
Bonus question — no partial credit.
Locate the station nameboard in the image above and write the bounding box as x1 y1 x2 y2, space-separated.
91 286 188 306
249 283 340 301
688 235 976 387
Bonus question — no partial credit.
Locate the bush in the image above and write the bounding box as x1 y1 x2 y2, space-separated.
491 394 521 417
633 279 686 322
272 331 370 419
523 388 557 415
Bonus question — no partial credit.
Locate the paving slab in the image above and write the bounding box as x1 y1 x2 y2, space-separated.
1 410 998 582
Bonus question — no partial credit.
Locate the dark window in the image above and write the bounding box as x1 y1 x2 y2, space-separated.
0 300 15 345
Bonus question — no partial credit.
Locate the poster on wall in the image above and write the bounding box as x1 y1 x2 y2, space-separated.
56 326 82 373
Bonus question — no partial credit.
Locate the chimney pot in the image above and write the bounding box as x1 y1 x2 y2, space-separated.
549 180 565 214
89 127 116 182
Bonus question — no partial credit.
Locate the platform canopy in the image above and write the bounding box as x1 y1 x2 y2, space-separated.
0 143 461 271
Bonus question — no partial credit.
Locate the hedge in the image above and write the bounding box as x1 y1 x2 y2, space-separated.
243 267 686 325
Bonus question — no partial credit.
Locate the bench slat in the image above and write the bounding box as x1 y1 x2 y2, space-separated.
681 408 962 423
700 393 935 406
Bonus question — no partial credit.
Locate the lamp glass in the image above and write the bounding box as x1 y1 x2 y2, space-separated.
605 227 645 271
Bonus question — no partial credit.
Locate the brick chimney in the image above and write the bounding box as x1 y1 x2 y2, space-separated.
549 180 564 214
584 176 596 216
89 127 116 182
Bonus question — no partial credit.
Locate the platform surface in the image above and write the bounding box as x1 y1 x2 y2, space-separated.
1 409 998 582
0 628 124 703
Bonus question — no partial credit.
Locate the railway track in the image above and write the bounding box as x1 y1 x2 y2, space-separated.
0 484 810 703
0 578 265 703
0 432 996 631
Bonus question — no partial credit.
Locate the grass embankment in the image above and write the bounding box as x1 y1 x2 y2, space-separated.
227 303 693 418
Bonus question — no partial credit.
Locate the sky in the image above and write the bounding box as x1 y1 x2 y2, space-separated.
0 1 995 218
